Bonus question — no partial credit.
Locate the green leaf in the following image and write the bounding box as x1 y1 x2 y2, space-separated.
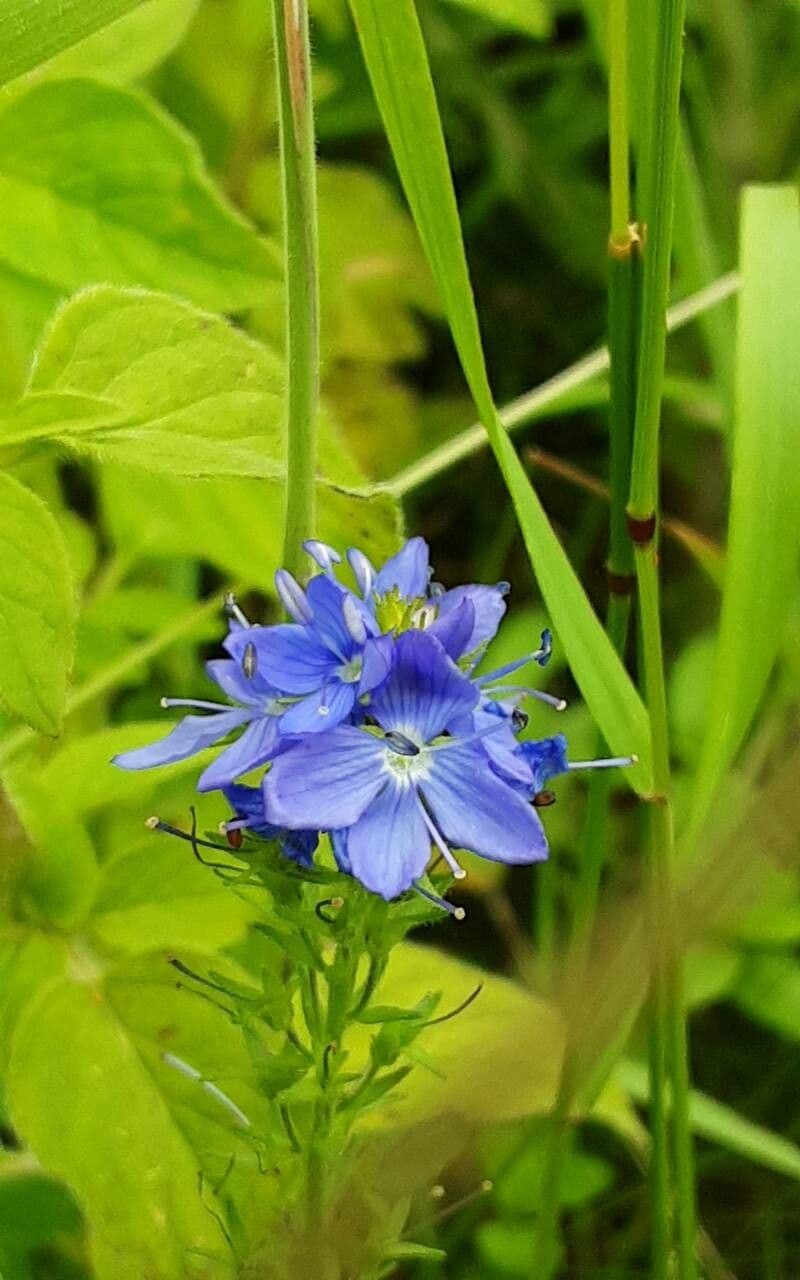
617 1058 800 1183
0 79 277 313
0 473 75 734
689 185 800 838
19 0 200 85
351 943 564 1127
90 837 254 954
441 0 550 38
346 0 653 790
0 1156 90 1280
0 0 146 85
733 953 800 1044
7 956 266 1279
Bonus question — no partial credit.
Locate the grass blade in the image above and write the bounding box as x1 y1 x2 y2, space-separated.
688 185 800 842
347 0 653 791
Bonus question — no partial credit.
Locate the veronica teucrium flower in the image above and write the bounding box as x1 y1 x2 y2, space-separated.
113 622 285 791
262 629 548 900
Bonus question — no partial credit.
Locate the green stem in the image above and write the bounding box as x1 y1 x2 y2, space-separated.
608 0 630 245
628 0 687 519
636 544 697 1280
271 0 319 577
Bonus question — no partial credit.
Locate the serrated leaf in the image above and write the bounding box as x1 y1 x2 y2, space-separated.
0 0 145 85
7 954 268 1279
688 186 800 839
0 473 75 734
346 0 653 790
0 79 277 312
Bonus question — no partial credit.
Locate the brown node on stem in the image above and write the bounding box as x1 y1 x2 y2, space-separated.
606 567 636 596
626 511 657 544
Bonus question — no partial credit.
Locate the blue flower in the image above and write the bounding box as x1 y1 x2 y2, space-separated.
223 784 318 867
113 619 286 792
351 536 510 660
261 629 548 900
242 571 393 734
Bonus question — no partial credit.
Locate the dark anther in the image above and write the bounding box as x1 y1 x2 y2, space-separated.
606 568 636 596
512 708 529 732
314 896 344 925
242 641 257 679
533 790 556 808
226 827 244 851
384 730 420 757
626 512 657 544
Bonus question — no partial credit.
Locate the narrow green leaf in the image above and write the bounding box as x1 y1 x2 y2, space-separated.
0 474 75 735
688 185 800 840
346 0 652 789
0 79 277 312
440 0 550 38
617 1058 800 1183
0 0 145 84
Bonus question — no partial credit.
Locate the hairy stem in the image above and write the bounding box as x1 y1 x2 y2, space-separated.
271 0 319 576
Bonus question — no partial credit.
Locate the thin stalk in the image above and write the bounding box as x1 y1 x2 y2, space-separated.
627 0 687 520
271 0 319 577
636 545 697 1280
531 17 637 1264
390 272 739 499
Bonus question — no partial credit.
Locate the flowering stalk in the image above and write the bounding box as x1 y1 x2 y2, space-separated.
271 0 319 580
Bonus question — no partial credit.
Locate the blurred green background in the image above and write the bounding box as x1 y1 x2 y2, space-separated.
0 0 799 1277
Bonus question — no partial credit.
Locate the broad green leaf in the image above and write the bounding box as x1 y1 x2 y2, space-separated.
100 467 402 592
346 0 652 790
0 79 277 314
90 837 254 953
23 0 200 84
441 0 550 38
0 0 145 85
617 1058 800 1183
7 287 402 538
8 965 249 1279
0 473 75 735
249 159 440 365
688 186 800 839
353 943 564 1127
0 1156 90 1280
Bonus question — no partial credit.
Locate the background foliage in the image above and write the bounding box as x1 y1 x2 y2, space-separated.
0 0 799 1277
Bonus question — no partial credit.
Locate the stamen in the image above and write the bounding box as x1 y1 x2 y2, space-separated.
161 1053 251 1129
384 730 420 757
568 753 638 771
342 595 368 645
412 880 466 920
477 629 554 686
242 642 257 679
431 717 514 752
224 592 250 629
483 684 568 712
512 708 529 732
146 813 244 873
303 540 341 575
419 806 466 880
533 789 557 808
347 547 376 597
160 697 232 711
428 581 445 598
275 569 314 624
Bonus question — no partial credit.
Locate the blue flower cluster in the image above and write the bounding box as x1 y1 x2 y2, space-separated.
115 538 633 904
